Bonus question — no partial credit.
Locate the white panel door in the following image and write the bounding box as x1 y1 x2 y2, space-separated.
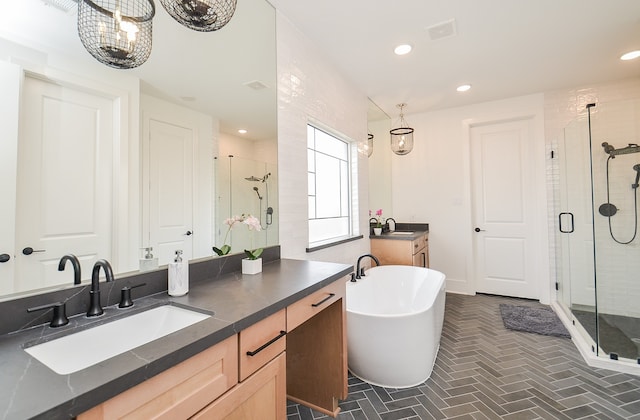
15 75 114 293
147 119 194 265
471 119 538 299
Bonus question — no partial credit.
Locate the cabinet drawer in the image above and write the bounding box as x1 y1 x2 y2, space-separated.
412 235 426 255
239 308 286 381
287 280 345 332
78 335 238 420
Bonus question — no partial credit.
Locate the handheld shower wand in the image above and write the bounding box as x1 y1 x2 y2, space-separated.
633 164 640 189
253 186 263 200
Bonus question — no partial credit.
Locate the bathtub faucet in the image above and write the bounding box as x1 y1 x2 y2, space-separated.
355 254 380 280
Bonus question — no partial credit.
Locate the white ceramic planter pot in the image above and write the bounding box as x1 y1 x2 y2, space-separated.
242 258 262 275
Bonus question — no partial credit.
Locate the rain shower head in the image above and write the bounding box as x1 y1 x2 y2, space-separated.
245 173 271 183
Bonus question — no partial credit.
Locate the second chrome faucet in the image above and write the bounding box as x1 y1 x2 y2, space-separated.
87 259 115 317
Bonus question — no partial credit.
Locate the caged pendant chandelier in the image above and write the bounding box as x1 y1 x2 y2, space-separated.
389 103 414 155
160 0 237 32
78 0 155 69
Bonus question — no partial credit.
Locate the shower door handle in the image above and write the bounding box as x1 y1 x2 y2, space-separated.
558 212 575 233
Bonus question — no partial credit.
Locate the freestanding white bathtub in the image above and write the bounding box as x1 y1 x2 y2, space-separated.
346 265 446 388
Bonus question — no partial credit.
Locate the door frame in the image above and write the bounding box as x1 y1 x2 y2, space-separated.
461 104 550 303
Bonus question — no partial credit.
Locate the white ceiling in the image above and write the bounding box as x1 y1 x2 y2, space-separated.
270 0 640 119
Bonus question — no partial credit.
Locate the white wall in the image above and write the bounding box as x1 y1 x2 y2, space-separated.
389 94 549 301
275 12 370 266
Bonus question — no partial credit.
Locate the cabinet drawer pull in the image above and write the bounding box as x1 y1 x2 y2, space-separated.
246 330 286 356
311 293 335 307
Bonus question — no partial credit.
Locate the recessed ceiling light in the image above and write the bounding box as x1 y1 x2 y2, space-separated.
456 84 471 92
238 129 248 134
394 44 412 55
620 50 640 61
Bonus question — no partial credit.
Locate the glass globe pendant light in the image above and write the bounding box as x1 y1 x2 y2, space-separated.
390 103 414 155
77 0 155 69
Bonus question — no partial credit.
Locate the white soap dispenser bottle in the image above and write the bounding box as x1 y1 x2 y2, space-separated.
139 247 159 271
168 250 189 296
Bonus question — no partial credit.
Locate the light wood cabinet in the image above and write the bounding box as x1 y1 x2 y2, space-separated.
192 353 286 420
78 335 238 420
239 309 286 381
371 232 429 267
286 279 347 417
78 276 348 419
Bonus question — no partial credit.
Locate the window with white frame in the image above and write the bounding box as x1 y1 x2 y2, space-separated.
307 124 355 247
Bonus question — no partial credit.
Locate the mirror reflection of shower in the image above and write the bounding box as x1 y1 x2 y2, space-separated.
215 155 278 255
245 172 273 229
599 142 639 244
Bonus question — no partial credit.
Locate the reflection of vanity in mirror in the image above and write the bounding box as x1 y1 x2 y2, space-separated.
0 0 278 299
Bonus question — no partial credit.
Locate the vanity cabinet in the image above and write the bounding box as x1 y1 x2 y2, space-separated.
286 279 347 417
193 353 286 420
78 335 238 419
77 276 348 419
371 232 429 268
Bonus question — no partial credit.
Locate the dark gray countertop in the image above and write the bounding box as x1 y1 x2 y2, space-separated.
368 222 429 241
369 230 428 241
0 258 352 419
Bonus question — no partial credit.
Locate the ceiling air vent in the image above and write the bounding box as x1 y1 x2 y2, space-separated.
41 0 78 14
426 19 457 41
244 80 269 91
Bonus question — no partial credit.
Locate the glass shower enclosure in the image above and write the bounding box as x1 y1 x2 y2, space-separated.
556 99 640 363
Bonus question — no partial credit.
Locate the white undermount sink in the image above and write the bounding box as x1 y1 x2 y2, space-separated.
389 231 414 235
25 305 210 375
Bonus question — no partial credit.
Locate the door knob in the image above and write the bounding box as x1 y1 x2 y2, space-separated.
474 227 485 233
185 230 193 236
0 254 10 263
22 247 46 255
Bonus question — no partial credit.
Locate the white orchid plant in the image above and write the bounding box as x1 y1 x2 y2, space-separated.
213 214 263 259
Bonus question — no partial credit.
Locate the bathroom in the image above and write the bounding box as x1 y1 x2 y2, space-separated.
2 0 640 418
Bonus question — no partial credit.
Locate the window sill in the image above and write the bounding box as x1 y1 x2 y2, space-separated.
306 235 364 253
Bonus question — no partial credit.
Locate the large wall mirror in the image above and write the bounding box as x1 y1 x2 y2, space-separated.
0 0 278 299
367 99 393 216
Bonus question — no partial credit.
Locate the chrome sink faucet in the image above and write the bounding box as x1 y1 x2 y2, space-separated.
355 254 380 280
87 259 115 317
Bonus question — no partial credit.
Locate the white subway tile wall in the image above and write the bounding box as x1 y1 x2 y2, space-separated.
275 12 370 264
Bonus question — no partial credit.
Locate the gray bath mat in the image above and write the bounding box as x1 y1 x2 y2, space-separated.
499 304 570 338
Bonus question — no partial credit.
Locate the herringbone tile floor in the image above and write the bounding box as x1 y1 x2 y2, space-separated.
287 293 640 420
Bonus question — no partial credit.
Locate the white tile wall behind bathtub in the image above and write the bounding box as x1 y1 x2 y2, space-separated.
275 12 370 265
544 77 640 317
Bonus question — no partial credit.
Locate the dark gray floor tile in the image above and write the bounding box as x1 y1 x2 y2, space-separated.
562 404 599 418
379 407 417 420
288 294 640 419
